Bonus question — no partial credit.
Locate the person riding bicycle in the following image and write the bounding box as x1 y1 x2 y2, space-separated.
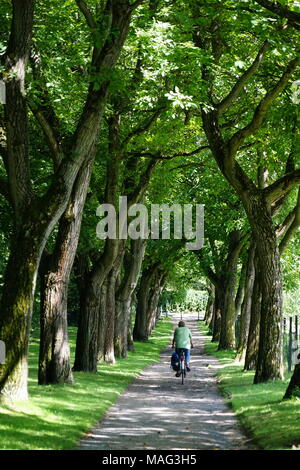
172 320 193 376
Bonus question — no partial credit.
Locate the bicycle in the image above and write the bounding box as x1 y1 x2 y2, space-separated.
177 348 187 385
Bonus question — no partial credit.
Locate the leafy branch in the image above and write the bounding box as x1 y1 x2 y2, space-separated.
218 41 270 116
279 188 300 253
254 0 300 30
228 57 298 156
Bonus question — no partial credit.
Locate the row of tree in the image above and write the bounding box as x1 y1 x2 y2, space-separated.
0 0 299 402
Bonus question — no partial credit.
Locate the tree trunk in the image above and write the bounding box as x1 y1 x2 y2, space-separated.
244 255 262 371
39 253 73 385
38 160 92 385
127 292 137 352
133 264 162 341
211 288 223 342
99 240 126 363
235 258 247 320
73 278 100 373
248 198 284 383
283 363 300 399
73 239 119 372
146 271 167 337
133 270 153 341
0 0 35 402
204 282 215 326
236 245 255 360
114 239 146 358
103 268 117 364
218 230 243 350
0 235 39 400
97 280 107 362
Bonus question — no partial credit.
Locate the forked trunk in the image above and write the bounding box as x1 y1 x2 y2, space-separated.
73 239 119 371
38 160 92 384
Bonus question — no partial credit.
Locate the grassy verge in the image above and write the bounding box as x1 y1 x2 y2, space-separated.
0 317 172 450
199 322 300 450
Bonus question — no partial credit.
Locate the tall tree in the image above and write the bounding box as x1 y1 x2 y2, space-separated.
0 0 143 401
190 5 299 382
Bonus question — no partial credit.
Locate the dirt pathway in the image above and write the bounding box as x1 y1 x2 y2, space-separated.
78 314 253 450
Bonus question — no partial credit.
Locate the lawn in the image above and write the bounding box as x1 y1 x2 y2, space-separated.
0 317 172 450
199 322 300 450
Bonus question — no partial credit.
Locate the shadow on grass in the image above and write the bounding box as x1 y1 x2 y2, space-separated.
198 322 300 450
0 318 173 450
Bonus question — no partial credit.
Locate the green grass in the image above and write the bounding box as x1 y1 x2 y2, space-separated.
0 317 172 450
199 322 300 450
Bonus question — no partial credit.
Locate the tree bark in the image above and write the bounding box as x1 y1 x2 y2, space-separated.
73 112 123 371
211 288 223 343
204 281 215 326
244 258 262 371
236 245 255 360
103 268 118 364
248 197 284 383
97 280 107 362
283 363 300 399
114 239 146 358
127 292 137 352
133 264 166 341
146 271 167 337
38 160 92 385
73 239 119 372
218 230 243 350
235 258 247 320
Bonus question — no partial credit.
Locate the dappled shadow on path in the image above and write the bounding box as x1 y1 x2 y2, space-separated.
79 313 252 450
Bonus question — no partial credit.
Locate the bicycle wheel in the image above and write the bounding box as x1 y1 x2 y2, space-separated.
181 355 185 385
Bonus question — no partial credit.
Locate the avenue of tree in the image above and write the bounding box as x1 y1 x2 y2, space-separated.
0 0 299 403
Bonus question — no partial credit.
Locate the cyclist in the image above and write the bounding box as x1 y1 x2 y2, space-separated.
172 320 193 376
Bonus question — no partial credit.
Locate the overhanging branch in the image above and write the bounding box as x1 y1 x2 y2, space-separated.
122 105 166 146
129 158 157 204
29 101 62 169
279 188 300 253
264 169 300 204
218 41 269 116
229 57 298 155
75 0 97 29
254 0 300 29
126 145 210 160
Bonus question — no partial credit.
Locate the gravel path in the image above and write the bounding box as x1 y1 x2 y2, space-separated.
78 314 254 450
